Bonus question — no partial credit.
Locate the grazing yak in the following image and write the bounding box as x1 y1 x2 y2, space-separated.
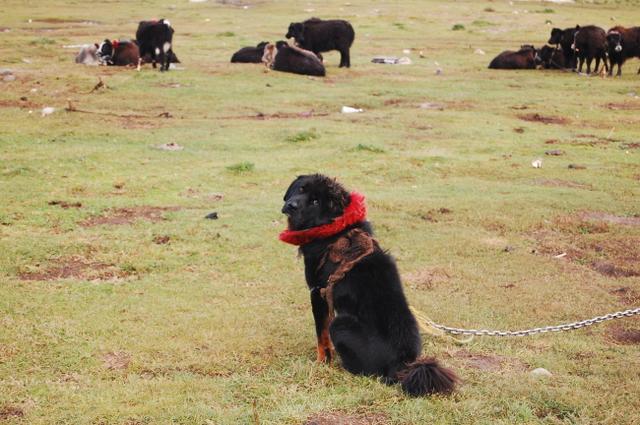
488 45 537 69
548 27 578 70
96 40 140 66
572 25 608 74
286 18 355 67
231 42 269 63
136 19 175 71
535 45 566 69
606 26 640 76
263 41 326 76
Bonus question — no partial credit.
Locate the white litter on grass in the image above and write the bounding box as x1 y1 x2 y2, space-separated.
474 48 486 55
63 44 89 49
189 0 207 2
531 159 543 168
41 107 55 117
402 49 411 54
341 106 363 114
22 58 31 63
372 56 412 65
554 252 567 258
169 64 185 70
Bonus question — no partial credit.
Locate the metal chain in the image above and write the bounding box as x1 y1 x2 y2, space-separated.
427 307 640 337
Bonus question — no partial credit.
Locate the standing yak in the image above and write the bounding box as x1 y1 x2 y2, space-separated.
606 26 640 76
136 19 175 71
548 27 578 70
572 25 608 75
286 18 355 68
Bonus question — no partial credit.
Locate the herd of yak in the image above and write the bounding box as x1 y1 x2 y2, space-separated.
490 24 640 76
76 18 639 78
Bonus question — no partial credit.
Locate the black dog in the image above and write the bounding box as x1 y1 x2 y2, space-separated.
280 174 457 396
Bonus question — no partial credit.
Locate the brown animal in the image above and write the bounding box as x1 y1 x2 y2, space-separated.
572 25 608 74
96 40 140 66
607 26 640 76
488 45 537 69
548 27 578 70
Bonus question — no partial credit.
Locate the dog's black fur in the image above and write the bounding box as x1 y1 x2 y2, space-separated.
281 174 458 397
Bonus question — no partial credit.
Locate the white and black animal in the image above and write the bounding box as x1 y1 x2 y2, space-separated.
606 26 640 76
286 18 355 67
75 44 100 65
96 39 140 66
135 19 175 71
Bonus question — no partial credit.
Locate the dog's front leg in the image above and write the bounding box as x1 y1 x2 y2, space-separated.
310 287 334 363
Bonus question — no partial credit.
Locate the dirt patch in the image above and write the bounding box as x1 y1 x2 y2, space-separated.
530 213 640 278
518 113 569 125
453 350 527 372
305 412 388 425
0 406 24 420
48 200 82 209
153 235 170 244
605 102 640 111
404 267 451 290
18 256 130 281
621 142 640 150
606 325 640 345
121 118 164 130
533 178 592 190
0 98 41 109
80 206 180 227
420 207 453 223
609 287 640 305
577 211 640 226
102 351 131 370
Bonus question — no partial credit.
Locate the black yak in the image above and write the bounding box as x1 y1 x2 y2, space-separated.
548 27 578 70
572 25 608 74
488 45 537 69
136 19 175 71
264 41 325 76
231 42 269 63
606 26 640 76
286 18 354 67
535 45 566 70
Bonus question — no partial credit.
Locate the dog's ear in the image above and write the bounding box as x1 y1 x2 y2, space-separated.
323 177 349 215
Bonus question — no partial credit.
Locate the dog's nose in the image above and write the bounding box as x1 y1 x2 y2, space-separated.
282 200 298 214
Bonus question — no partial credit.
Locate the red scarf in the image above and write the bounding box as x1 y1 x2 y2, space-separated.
111 40 119 51
279 192 367 246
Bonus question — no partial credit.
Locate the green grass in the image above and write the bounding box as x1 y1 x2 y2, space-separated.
1 0 640 424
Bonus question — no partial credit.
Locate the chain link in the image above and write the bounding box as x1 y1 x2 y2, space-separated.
427 307 640 337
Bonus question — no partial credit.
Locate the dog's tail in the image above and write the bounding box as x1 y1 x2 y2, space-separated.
396 357 458 397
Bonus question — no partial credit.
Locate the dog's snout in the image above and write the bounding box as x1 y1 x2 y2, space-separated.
282 200 298 214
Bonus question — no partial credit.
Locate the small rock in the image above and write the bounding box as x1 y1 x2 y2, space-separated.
531 159 543 168
503 245 515 253
205 212 218 220
545 149 564 156
419 50 425 58
41 107 55 117
153 235 170 244
20 96 27 101
474 48 486 55
530 367 552 378
435 68 443 75
402 49 411 54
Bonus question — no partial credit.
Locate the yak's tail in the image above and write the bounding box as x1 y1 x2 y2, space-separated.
396 357 458 397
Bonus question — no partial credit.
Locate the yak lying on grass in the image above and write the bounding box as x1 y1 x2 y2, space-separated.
75 44 100 65
96 40 139 66
279 174 458 397
231 42 269 63
264 41 326 76
535 45 567 69
488 45 537 69
573 25 608 74
548 27 578 70
286 18 355 67
607 26 640 76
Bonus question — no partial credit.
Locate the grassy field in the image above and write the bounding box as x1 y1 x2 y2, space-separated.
1 0 640 423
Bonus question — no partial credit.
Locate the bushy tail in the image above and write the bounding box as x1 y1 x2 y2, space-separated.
396 357 458 397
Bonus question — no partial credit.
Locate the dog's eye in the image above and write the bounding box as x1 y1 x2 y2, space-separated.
312 199 319 205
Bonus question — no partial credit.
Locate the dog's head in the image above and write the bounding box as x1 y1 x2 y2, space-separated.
281 174 350 231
